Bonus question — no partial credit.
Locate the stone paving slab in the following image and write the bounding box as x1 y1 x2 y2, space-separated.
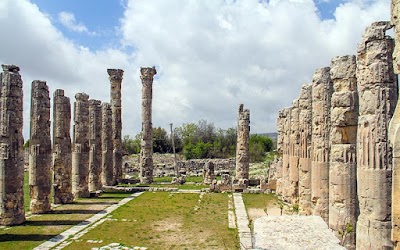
233 193 253 250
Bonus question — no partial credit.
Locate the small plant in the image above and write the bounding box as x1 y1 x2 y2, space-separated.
291 203 299 215
338 222 353 246
275 200 286 215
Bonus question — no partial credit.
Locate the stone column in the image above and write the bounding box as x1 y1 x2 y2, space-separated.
282 108 292 201
288 98 300 204
72 93 90 198
356 21 397 249
108 69 124 184
101 102 113 186
203 161 215 185
53 89 74 204
0 64 25 225
139 67 156 184
88 99 102 192
235 104 250 187
29 80 51 214
298 84 312 215
329 55 358 249
311 67 332 223
275 109 286 195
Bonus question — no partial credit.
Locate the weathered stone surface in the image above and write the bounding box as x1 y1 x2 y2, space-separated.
88 99 102 192
275 109 287 195
281 108 292 201
298 84 312 215
288 98 300 204
53 89 74 204
203 161 215 185
139 67 156 184
101 102 113 186
29 80 52 214
0 64 25 225
311 67 332 223
72 93 90 198
329 55 358 249
235 104 250 188
356 21 397 249
108 69 124 183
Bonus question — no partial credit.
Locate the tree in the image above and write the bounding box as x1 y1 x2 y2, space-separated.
122 134 140 155
249 134 273 162
153 127 171 153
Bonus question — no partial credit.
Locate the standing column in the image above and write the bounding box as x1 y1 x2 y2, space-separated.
311 67 333 223
275 109 286 195
0 64 25 225
288 98 300 204
88 99 102 192
329 55 358 249
108 69 124 184
356 21 397 249
234 104 250 188
101 102 113 186
139 67 156 184
298 84 312 214
282 108 292 201
53 89 74 204
72 93 90 198
29 80 51 214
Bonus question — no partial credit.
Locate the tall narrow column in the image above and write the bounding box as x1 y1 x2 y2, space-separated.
298 84 312 214
311 67 333 223
0 64 25 225
72 93 90 198
101 102 113 186
29 80 51 214
108 69 124 184
53 89 74 204
356 21 397 249
235 104 250 188
139 67 156 184
329 55 358 249
88 99 102 192
275 108 287 196
282 108 292 201
288 98 300 204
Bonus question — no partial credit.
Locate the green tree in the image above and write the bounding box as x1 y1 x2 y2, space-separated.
249 134 273 162
153 127 171 153
122 134 140 155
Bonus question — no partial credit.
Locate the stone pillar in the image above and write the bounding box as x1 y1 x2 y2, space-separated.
0 64 25 225
311 67 332 223
101 102 113 186
139 67 156 184
275 109 286 195
203 161 215 185
393 0 400 73
235 104 250 187
288 98 300 204
329 55 358 249
298 84 312 215
356 21 397 249
88 99 102 192
29 80 51 214
72 93 90 198
282 108 292 201
53 89 74 204
108 69 124 183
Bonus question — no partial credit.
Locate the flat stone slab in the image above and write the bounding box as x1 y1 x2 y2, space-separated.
253 215 345 250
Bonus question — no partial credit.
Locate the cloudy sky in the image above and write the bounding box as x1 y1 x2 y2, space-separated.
0 0 392 140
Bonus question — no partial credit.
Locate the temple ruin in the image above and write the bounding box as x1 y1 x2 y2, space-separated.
234 104 250 189
101 102 113 186
88 99 102 192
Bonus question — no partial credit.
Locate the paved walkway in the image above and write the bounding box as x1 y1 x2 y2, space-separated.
33 192 143 250
233 193 253 250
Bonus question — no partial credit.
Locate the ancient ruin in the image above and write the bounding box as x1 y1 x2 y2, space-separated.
72 93 90 198
203 161 215 185
88 99 102 192
329 55 358 249
53 89 74 204
101 102 113 186
29 80 52 214
108 69 124 184
234 104 250 189
356 21 397 249
139 67 157 184
275 109 286 195
281 108 291 201
0 64 25 225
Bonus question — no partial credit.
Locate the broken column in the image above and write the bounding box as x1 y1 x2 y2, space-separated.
329 55 358 249
275 109 286 196
298 84 312 215
108 69 124 183
235 104 250 188
288 98 300 204
0 65 25 225
101 102 113 186
29 80 51 214
72 93 90 198
311 67 332 223
88 99 102 192
139 67 156 184
203 161 215 185
53 89 74 204
281 108 292 201
356 21 397 249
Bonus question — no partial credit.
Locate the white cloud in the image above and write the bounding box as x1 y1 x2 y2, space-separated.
58 11 95 35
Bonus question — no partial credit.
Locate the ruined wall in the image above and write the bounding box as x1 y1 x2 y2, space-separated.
101 102 113 186
139 67 156 184
235 104 250 184
281 108 292 201
88 99 102 192
275 109 286 195
0 65 25 225
298 84 312 215
329 55 358 249
53 89 74 204
72 93 90 198
29 80 52 214
288 99 300 204
356 21 397 249
311 67 332 223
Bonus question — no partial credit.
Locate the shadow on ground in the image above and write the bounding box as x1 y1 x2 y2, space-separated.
0 233 57 242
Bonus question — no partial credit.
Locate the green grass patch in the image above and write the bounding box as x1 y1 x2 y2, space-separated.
242 193 277 210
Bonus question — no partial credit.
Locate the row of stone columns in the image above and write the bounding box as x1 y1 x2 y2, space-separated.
274 22 397 249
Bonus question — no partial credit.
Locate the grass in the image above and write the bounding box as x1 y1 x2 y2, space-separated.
64 192 240 250
242 193 277 210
